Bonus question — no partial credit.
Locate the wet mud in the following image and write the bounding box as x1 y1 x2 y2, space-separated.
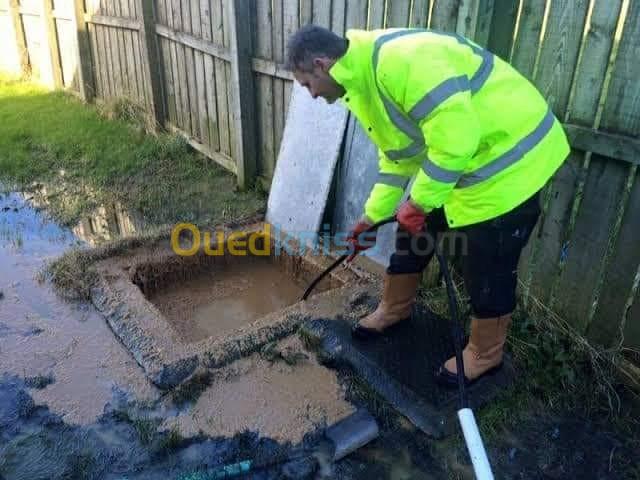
162 336 355 443
149 261 306 343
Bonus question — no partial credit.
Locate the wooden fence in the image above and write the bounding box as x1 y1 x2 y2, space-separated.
1 0 639 353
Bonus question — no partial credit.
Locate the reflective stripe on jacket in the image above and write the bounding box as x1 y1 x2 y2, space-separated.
329 29 570 227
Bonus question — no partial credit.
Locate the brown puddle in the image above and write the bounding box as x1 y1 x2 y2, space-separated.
162 336 355 443
147 259 306 343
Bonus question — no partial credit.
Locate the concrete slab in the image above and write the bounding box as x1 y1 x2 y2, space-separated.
266 83 349 236
332 117 411 268
301 302 515 438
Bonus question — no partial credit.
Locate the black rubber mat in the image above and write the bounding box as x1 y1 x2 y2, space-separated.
302 302 514 438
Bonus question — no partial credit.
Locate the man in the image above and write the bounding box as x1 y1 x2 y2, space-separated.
286 25 569 386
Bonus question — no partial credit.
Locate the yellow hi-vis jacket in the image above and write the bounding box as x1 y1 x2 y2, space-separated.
329 29 570 228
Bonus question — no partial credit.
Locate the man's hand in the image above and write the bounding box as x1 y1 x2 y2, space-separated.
397 200 426 235
346 219 376 262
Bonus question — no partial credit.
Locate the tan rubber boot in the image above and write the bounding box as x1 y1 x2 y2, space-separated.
441 315 512 382
352 273 421 339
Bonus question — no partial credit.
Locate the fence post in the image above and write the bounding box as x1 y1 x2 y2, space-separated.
228 0 258 189
137 0 165 130
72 0 95 101
8 0 28 75
42 0 63 88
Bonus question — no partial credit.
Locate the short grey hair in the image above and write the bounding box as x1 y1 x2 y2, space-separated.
286 25 348 72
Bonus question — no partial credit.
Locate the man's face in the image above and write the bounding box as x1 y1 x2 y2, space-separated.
293 58 345 104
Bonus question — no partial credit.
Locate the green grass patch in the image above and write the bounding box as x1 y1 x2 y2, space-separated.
0 75 265 228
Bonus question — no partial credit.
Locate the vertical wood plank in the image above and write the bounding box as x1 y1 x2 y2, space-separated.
282 0 298 117
486 0 519 60
272 0 285 167
42 0 63 87
161 36 177 125
346 0 367 30
533 0 589 117
120 0 135 99
9 0 29 75
299 0 312 25
312 0 331 28
87 22 102 98
97 25 111 98
200 0 219 151
255 0 274 178
182 0 199 137
228 0 258 187
116 1 132 97
138 0 166 126
468 0 495 46
72 0 95 100
386 0 410 28
510 0 546 79
101 24 115 98
430 0 459 32
410 0 430 28
368 0 385 29
331 0 346 35
211 0 230 156
175 0 191 132
168 0 183 127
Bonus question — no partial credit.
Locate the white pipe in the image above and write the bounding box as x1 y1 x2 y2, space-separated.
457 408 494 480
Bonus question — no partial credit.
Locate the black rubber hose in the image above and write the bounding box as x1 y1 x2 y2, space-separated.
301 217 396 301
435 248 469 409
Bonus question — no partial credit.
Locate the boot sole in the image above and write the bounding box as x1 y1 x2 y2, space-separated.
350 317 410 340
434 362 504 389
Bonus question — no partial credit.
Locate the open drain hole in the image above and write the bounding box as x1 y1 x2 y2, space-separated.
130 236 345 343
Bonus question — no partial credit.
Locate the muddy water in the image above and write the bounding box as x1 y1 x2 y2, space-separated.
149 260 306 343
0 189 157 424
163 337 355 443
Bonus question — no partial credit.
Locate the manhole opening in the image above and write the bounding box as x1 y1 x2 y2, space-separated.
131 234 345 343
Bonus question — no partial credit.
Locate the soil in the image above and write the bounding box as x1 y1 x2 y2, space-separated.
162 337 355 443
149 261 306 343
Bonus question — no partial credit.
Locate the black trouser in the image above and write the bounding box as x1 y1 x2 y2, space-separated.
388 192 541 318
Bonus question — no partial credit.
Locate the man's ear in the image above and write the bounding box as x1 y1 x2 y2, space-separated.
313 57 332 72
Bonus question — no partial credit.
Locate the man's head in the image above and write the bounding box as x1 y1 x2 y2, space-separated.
286 25 348 103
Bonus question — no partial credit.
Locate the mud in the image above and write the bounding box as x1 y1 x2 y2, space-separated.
90 227 368 388
0 189 157 425
149 260 306 343
162 336 355 443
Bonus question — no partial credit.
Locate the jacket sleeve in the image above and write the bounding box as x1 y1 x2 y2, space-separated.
363 148 416 223
377 50 481 214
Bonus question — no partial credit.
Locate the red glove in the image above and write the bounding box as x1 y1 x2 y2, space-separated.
397 200 426 235
346 219 376 262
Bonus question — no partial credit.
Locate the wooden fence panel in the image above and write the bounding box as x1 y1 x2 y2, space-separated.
586 0 640 347
519 0 589 305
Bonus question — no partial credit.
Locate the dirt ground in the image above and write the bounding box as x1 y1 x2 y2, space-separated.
1 187 638 480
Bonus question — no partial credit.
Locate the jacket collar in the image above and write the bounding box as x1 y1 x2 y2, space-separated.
329 30 370 99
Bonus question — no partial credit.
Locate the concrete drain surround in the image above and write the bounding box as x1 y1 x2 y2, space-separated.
90 224 364 389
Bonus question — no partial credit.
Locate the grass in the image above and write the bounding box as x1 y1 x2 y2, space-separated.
0 74 265 228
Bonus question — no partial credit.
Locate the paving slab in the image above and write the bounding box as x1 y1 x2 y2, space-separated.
266 83 349 236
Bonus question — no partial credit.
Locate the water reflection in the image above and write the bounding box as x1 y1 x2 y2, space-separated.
0 183 144 250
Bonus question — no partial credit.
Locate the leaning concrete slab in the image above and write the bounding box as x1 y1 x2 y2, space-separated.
332 117 409 268
301 302 515 438
266 83 349 236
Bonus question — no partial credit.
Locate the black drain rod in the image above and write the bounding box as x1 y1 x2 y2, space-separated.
301 217 397 301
